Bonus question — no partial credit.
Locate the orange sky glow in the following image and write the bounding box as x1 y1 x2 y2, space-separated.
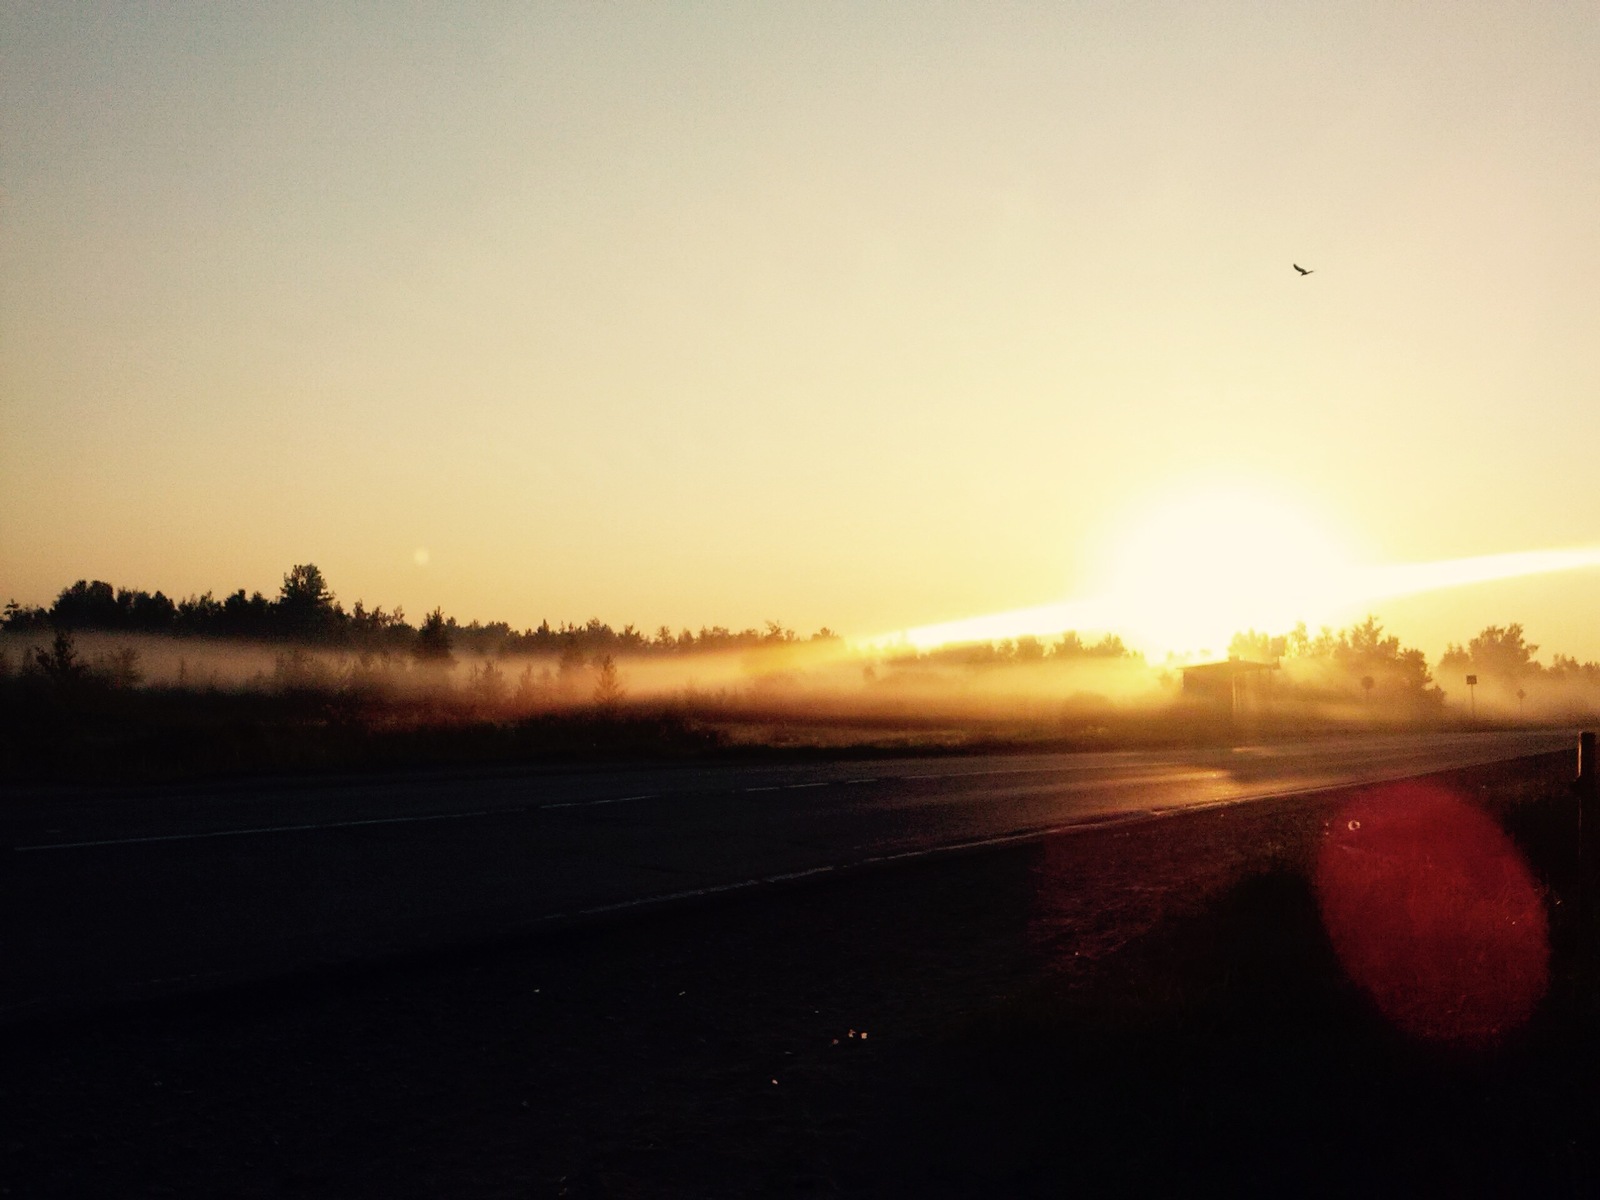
4 4 1598 661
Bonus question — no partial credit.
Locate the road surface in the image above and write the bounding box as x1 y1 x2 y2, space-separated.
1 729 1573 1019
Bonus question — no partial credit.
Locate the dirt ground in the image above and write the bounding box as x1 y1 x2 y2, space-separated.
2 751 1594 1197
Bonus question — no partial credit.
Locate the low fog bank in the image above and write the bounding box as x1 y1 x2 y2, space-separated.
16 568 1599 783
13 567 1599 745
9 616 1600 744
0 629 1165 725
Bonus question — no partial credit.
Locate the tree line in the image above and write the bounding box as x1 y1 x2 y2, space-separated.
884 631 1137 667
9 568 1599 694
1438 623 1600 685
2 565 842 662
1229 616 1600 708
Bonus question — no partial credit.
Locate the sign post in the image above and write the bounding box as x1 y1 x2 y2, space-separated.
1581 732 1598 1010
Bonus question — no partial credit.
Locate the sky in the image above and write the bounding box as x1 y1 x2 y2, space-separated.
4 3 1599 660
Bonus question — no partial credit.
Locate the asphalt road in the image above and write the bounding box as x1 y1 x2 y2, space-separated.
1 729 1575 1019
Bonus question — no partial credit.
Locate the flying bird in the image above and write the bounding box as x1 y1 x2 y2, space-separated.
1293 263 1313 275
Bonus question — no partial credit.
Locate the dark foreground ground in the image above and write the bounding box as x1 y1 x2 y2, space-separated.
3 750 1596 1197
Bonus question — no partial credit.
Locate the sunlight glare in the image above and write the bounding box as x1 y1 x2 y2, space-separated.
1356 545 1600 606
860 483 1600 662
1094 484 1360 657
859 482 1363 658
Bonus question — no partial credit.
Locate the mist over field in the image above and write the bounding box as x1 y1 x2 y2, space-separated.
7 564 1600 786
6 615 1599 754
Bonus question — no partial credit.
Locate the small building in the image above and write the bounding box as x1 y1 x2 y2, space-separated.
1181 656 1278 723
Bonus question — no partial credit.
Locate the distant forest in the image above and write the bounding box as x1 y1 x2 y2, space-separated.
8 565 1600 784
8 565 1600 694
1232 620 1600 690
2 564 844 661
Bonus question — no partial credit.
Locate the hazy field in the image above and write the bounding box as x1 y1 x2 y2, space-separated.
7 625 1600 786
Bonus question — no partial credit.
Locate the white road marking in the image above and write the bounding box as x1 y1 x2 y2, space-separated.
541 810 1170 923
540 793 656 810
9 737 1566 854
15 808 504 852
9 772 872 849
563 866 840 917
896 764 1083 782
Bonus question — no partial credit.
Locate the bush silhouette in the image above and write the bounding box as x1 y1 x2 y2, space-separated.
414 609 454 665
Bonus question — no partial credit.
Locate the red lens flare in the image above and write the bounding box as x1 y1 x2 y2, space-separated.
1314 782 1549 1047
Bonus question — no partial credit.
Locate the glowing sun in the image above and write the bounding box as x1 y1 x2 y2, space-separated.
860 480 1367 658
1095 483 1359 657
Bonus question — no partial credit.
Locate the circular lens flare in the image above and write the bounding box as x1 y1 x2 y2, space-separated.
1314 782 1549 1047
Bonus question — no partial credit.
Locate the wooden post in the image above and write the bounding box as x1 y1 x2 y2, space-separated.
1580 731 1598 871
1581 732 1597 1010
